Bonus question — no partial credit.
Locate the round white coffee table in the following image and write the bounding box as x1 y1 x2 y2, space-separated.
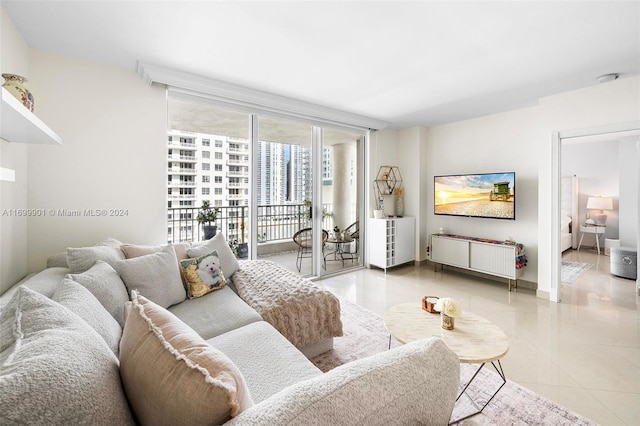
384 303 509 423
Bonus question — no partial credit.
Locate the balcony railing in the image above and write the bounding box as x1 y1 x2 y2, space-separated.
167 204 334 245
168 181 197 187
168 154 197 162
168 194 196 200
227 159 249 166
168 168 198 174
168 141 197 149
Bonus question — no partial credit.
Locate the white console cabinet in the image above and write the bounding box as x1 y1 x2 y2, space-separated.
429 234 524 291
369 217 415 272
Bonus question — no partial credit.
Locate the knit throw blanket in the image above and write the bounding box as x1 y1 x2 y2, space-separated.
232 260 343 348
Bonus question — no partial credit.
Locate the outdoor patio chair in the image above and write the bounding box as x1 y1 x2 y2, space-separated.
342 220 360 261
293 227 329 272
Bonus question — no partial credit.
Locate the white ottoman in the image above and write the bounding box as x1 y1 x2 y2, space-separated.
610 247 637 280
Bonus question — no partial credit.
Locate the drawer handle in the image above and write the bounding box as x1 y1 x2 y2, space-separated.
623 256 633 265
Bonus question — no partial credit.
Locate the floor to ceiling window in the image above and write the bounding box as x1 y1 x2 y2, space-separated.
166 96 250 250
166 92 365 277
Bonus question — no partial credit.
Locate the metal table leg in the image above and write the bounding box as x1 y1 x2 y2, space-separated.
449 360 506 424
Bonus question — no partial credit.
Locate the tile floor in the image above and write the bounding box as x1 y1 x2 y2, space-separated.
302 248 638 425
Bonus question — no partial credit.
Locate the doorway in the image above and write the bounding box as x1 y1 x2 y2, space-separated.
552 123 640 302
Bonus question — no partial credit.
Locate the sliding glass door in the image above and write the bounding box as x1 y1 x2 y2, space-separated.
254 116 317 274
253 116 364 277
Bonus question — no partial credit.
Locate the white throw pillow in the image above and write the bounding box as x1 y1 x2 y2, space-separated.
67 244 125 273
0 286 135 425
53 278 122 355
116 244 186 308
66 260 130 327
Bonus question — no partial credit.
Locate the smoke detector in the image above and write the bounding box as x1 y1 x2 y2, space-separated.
597 73 620 83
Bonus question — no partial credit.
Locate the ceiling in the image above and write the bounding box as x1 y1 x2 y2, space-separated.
3 1 639 129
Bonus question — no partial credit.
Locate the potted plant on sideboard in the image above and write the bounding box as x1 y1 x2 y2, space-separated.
197 200 219 240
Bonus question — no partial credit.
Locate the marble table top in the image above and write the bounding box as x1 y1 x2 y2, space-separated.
383 302 509 363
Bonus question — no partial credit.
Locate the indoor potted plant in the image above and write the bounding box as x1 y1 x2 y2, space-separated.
197 200 219 240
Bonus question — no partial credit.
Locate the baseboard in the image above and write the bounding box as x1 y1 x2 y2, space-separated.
536 289 550 300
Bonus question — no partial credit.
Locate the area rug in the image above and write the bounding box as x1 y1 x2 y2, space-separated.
310 299 597 426
561 261 593 284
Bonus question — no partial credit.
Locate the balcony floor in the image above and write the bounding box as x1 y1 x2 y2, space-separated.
257 249 362 276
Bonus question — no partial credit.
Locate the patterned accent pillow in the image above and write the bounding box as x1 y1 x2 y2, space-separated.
180 250 227 299
188 232 240 279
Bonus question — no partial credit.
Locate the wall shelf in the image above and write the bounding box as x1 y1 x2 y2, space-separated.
1 87 62 145
0 167 15 182
374 165 402 199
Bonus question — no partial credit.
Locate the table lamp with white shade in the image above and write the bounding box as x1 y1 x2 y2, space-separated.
586 196 613 226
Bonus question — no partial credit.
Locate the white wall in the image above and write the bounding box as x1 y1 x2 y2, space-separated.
537 78 639 298
368 128 398 210
0 8 30 294
424 105 541 285
562 140 621 242
397 127 425 261
25 49 167 272
407 77 639 296
619 137 639 248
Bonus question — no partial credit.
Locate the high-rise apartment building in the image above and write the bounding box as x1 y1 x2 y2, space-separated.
167 130 249 243
167 129 319 243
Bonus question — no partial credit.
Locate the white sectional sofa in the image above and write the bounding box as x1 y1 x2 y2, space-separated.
0 235 461 425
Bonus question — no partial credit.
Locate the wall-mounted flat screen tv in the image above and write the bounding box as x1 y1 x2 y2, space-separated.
434 172 515 220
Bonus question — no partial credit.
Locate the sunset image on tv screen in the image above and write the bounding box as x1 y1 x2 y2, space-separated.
434 173 515 219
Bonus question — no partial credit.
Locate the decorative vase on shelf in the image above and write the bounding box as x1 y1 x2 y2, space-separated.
382 194 396 217
2 73 34 112
395 195 404 217
441 313 455 330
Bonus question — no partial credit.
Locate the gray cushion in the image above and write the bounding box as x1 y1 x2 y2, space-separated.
188 232 240 279
207 321 322 403
169 285 262 340
228 338 460 426
53 278 122 355
116 244 186 308
0 286 135 425
0 267 68 311
46 251 69 268
67 245 125 273
67 260 130 327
